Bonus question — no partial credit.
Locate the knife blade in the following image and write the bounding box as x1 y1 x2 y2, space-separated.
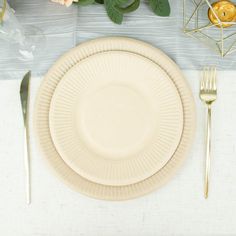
20 71 31 205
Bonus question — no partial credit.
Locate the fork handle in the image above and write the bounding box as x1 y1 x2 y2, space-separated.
205 105 212 199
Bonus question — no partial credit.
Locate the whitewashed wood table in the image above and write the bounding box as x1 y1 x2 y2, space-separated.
0 71 236 236
1 0 236 235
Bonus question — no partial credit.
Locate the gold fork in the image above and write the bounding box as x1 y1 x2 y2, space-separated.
200 67 217 199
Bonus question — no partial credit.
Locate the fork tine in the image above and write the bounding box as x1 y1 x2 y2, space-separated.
201 66 217 92
209 67 213 90
202 67 206 90
201 69 205 90
209 67 215 91
213 67 217 90
204 67 209 91
209 67 213 91
211 67 215 90
209 66 216 91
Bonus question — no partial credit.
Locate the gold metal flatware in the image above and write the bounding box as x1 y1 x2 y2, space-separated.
20 71 31 205
200 66 217 199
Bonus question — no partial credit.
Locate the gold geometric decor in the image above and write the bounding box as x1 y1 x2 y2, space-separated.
0 0 7 24
183 0 236 57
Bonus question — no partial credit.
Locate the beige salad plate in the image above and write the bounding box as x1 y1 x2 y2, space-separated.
49 51 183 186
34 37 196 200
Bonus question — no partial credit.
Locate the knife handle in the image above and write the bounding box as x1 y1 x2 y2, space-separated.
23 126 31 205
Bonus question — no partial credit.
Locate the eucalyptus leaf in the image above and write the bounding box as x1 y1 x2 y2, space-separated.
105 0 141 24
76 0 171 24
117 0 140 14
77 0 95 6
149 0 170 17
104 0 124 24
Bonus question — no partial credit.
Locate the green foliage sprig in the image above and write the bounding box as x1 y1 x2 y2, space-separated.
75 0 170 24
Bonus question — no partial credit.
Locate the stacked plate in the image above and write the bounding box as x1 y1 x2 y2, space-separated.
34 37 196 200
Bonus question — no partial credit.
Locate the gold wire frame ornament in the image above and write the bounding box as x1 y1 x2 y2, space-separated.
183 0 236 57
0 0 6 24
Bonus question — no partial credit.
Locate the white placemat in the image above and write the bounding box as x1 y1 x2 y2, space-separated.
0 71 236 235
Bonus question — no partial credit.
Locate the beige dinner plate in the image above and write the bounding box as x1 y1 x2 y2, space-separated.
49 51 183 186
34 37 196 200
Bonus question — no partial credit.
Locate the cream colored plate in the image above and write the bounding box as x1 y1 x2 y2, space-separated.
34 37 196 200
49 51 183 186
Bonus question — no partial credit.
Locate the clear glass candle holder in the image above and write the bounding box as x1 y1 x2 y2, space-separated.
0 0 46 61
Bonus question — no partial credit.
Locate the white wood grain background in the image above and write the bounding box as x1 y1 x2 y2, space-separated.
0 71 236 236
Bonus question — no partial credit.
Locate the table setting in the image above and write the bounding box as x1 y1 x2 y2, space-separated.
1 0 236 235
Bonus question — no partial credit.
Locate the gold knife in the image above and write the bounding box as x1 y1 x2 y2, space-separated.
20 71 31 205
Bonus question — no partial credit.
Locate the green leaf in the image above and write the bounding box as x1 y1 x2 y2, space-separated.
95 0 104 4
117 0 140 14
149 0 170 17
104 0 124 24
77 0 95 6
104 0 140 24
